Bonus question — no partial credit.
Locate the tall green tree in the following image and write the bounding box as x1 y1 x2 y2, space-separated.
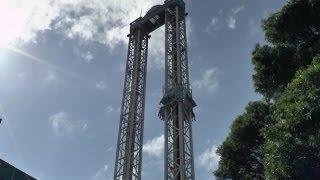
214 101 270 179
216 0 320 179
263 56 320 179
252 0 320 99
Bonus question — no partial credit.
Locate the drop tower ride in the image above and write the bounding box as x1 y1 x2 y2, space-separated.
113 1 196 179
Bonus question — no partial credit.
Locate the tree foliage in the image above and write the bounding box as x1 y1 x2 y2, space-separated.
252 0 320 99
216 0 320 179
214 101 270 179
252 44 297 99
263 56 320 179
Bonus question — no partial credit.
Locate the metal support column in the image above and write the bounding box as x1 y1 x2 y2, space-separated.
159 4 196 180
113 30 149 180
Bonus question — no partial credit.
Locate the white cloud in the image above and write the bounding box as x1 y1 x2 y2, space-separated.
106 106 114 113
50 111 73 137
44 71 57 83
206 5 244 33
82 51 94 62
82 123 88 132
2 0 194 71
226 5 245 30
232 5 245 15
103 165 109 171
43 70 58 85
49 111 88 137
227 17 236 29
92 164 109 179
1 0 164 48
199 144 220 172
73 47 94 63
95 81 107 91
143 134 164 158
205 17 221 34
210 18 219 29
0 0 58 47
192 67 219 93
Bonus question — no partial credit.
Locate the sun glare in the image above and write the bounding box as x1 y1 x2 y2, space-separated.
0 1 28 49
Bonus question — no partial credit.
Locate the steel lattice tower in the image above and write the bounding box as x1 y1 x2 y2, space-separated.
113 1 196 179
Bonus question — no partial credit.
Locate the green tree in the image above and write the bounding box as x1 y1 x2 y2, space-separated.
263 56 320 179
216 1 320 179
252 0 320 99
214 101 270 179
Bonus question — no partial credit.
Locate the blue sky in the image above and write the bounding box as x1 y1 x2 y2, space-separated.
0 0 286 179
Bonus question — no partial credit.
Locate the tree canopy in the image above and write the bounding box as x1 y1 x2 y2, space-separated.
263 56 320 179
214 101 270 179
252 0 320 99
215 0 320 179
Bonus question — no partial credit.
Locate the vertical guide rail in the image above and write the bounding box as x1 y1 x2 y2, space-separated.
179 11 196 180
114 30 149 180
160 4 196 180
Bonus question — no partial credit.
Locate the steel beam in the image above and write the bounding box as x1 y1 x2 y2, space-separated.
160 4 196 180
113 30 149 180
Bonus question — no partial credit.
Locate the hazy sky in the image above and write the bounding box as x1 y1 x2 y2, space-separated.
0 0 286 179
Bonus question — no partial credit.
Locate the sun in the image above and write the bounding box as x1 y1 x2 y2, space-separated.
0 1 28 49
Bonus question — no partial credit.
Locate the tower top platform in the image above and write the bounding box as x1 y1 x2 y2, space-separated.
130 0 185 34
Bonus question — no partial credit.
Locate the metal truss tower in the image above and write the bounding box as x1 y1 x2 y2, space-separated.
113 1 196 180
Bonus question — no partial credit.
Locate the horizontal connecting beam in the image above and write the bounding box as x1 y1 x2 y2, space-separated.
130 0 186 34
